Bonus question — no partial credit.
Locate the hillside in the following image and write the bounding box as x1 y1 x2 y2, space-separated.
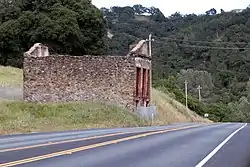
0 1 244 123
0 66 210 134
101 5 250 122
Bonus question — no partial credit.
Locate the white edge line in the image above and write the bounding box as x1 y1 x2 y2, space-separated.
195 123 247 167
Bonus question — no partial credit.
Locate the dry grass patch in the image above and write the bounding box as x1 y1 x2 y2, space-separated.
152 88 212 125
0 66 23 87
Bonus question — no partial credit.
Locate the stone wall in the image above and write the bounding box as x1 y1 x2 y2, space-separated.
23 38 153 111
23 55 136 110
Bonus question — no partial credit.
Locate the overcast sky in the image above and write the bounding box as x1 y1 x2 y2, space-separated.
92 0 249 16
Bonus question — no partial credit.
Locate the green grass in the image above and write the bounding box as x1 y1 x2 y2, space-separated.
0 66 23 87
0 101 148 134
0 65 211 135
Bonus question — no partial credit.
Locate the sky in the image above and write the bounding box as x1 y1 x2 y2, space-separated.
92 0 250 16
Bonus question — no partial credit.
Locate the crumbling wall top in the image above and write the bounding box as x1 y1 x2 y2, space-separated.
127 40 150 59
24 43 49 57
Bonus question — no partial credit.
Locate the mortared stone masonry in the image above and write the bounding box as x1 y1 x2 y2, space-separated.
23 39 152 111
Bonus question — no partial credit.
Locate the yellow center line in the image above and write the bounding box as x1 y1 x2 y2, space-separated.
0 124 201 167
0 124 209 153
0 132 128 153
0 126 194 153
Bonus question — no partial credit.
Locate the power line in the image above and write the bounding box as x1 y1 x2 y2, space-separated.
178 44 250 50
165 37 249 45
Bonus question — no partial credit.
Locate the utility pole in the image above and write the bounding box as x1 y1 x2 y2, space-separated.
146 34 154 57
184 80 188 110
145 34 154 107
197 85 202 101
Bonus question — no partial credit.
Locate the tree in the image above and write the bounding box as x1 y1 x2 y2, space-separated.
228 96 250 122
176 69 214 100
149 7 166 22
206 8 217 15
2 3 250 121
0 0 107 68
103 5 250 122
133 4 146 15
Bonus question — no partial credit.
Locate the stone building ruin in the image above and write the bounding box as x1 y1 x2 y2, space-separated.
23 37 153 111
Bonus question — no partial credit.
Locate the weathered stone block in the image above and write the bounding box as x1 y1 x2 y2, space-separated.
23 40 152 111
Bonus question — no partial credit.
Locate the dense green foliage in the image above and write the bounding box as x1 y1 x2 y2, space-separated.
1 1 250 122
102 5 250 122
0 0 107 67
153 76 235 122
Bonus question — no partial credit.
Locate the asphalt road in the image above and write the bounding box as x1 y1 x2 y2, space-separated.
0 123 249 167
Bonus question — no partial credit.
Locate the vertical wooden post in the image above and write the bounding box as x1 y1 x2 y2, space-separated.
147 69 151 104
142 68 147 106
136 67 141 97
197 85 202 101
136 67 142 106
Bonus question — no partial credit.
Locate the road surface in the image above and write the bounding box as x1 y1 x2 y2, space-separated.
0 123 249 167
